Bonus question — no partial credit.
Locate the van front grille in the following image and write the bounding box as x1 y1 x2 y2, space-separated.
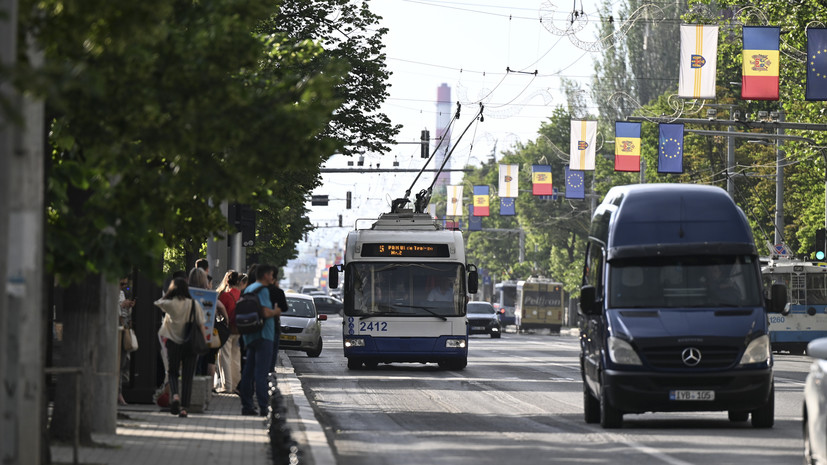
641 345 740 370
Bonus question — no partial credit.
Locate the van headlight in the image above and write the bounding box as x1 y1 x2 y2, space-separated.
739 334 770 365
446 338 467 348
607 337 642 365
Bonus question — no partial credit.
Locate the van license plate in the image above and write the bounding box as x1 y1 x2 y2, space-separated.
670 390 715 401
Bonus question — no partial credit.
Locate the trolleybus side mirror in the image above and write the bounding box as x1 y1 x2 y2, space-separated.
329 265 340 289
769 283 787 314
467 264 478 294
580 285 598 315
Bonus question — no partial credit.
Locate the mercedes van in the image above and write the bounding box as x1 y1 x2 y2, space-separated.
578 184 787 428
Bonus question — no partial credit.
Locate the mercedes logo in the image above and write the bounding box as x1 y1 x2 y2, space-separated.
681 347 702 367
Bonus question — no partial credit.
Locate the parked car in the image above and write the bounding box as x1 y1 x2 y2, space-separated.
280 293 327 357
467 301 501 338
313 295 343 315
804 337 827 464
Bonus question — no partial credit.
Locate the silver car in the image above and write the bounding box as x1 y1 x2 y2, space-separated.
279 293 327 357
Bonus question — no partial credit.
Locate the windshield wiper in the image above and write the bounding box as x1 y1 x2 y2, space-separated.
400 304 448 321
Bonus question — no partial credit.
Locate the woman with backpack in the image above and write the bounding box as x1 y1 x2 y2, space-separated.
216 270 244 394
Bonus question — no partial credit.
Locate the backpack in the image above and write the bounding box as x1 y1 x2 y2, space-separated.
235 287 265 334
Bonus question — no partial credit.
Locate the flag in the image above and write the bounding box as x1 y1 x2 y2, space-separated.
658 123 684 174
614 122 641 172
468 205 482 231
532 165 553 195
742 26 780 100
807 28 827 101
446 185 463 217
473 185 489 216
570 120 597 170
679 24 718 99
565 166 585 199
499 164 519 197
500 198 515 216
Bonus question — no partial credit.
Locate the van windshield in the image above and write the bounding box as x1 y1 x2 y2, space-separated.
609 255 762 308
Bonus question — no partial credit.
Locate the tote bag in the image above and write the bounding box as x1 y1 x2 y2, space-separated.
184 300 209 355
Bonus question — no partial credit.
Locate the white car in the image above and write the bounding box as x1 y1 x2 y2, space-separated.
805 337 827 464
279 293 327 357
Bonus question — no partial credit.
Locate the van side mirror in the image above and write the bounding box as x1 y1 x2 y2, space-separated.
328 265 340 289
467 264 479 294
769 283 787 314
580 285 598 315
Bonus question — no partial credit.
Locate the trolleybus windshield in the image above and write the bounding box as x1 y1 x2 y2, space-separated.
344 262 465 317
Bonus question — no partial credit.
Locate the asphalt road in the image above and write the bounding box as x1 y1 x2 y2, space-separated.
285 315 809 465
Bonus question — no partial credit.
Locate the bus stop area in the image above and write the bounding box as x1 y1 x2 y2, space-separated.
50 355 335 465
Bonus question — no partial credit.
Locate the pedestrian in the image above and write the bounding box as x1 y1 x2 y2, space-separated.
195 257 213 289
239 264 280 416
267 269 288 369
189 267 228 384
117 276 136 406
216 270 243 394
155 277 207 417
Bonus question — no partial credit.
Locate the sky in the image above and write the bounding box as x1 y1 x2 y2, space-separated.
295 0 607 259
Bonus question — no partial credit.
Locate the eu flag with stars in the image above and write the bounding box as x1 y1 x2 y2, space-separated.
658 123 684 174
565 166 585 199
500 198 516 216
807 28 827 101
468 205 482 231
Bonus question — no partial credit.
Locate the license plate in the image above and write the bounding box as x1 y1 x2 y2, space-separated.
280 335 297 341
471 326 485 330
670 390 715 401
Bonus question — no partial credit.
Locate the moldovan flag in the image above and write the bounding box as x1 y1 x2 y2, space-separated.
446 185 463 217
500 198 516 216
614 122 641 172
807 28 827 101
570 120 596 170
532 165 553 195
658 123 684 174
565 166 585 199
678 24 718 99
742 26 780 100
498 164 519 197
473 185 490 216
468 205 482 231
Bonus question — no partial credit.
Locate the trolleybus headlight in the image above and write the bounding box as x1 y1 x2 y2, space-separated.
445 338 467 348
739 334 770 365
344 338 366 348
607 337 642 366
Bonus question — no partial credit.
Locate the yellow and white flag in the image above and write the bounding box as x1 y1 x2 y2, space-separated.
446 185 463 217
678 24 718 99
498 164 519 197
570 120 597 171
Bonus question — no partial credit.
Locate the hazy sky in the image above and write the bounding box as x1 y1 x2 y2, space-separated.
298 0 603 254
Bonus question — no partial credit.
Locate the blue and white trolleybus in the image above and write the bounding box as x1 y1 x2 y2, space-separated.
762 259 827 354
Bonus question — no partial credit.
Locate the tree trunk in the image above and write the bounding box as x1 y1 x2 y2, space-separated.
49 274 118 442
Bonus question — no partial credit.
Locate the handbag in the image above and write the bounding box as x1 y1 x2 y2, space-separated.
184 300 209 355
213 317 230 348
122 327 138 352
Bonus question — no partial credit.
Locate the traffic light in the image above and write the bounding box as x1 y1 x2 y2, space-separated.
311 195 328 206
816 228 827 260
346 191 352 209
338 214 343 227
420 129 430 158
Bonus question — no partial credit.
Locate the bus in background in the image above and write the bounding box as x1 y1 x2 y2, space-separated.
762 259 827 354
328 210 478 370
493 281 518 327
515 277 564 333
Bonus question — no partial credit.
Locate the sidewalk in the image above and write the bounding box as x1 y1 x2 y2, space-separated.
50 354 335 465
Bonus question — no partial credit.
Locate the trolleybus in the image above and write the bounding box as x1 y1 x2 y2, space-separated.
328 209 478 370
515 277 565 333
492 281 518 326
762 259 827 354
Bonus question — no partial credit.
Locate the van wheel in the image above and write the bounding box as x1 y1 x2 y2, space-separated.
347 358 362 370
751 387 774 428
599 383 623 429
728 410 749 422
584 386 600 424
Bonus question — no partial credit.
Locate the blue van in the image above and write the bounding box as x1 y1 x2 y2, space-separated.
579 184 787 428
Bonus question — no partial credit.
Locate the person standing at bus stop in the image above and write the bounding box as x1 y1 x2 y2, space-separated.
239 264 280 416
